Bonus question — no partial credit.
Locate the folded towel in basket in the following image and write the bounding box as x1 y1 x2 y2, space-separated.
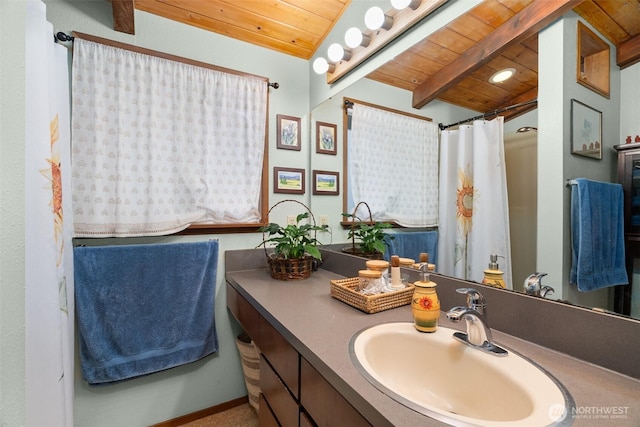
74 240 219 384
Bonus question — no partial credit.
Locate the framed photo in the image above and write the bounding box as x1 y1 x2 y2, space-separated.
274 167 305 194
316 122 337 155
571 99 602 160
277 114 301 151
312 170 339 195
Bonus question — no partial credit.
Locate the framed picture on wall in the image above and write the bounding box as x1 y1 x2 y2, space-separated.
316 122 337 155
276 114 301 151
571 99 602 160
312 170 339 195
274 167 305 194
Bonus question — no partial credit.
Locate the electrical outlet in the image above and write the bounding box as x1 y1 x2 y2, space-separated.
319 215 329 226
287 215 296 225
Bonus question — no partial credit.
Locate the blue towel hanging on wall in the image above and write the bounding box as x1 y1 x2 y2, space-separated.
569 179 627 291
74 240 219 384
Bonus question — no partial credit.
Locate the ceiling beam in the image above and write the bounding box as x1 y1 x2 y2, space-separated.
618 33 640 69
112 0 135 35
412 0 583 109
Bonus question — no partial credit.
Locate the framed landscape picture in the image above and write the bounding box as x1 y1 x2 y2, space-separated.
316 122 337 155
277 114 301 151
312 170 339 195
274 167 305 194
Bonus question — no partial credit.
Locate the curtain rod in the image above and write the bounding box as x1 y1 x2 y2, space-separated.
53 32 279 89
438 99 538 131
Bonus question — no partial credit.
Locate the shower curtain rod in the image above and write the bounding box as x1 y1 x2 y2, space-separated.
438 99 538 131
53 32 280 89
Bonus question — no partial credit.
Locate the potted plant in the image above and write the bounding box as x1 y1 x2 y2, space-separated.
341 201 393 259
258 201 327 280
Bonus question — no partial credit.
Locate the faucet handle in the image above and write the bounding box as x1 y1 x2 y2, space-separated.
455 288 486 311
524 272 548 296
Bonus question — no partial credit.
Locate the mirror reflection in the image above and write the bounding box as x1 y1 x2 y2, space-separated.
309 10 638 321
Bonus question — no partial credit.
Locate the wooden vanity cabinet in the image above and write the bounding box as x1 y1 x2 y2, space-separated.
227 283 371 427
300 358 371 427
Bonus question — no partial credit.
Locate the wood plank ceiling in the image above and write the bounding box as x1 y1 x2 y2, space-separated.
133 0 351 60
112 0 640 116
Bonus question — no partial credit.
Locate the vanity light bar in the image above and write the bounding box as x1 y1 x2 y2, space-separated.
325 0 449 84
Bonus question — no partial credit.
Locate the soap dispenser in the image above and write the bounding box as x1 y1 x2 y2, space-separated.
411 264 440 333
482 254 506 289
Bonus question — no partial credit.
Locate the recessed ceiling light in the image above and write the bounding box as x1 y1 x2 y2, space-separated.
489 68 516 83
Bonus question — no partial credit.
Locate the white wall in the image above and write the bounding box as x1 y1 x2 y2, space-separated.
620 61 640 140
1 1 27 426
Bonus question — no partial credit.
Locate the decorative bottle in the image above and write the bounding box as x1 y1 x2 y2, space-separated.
411 264 440 333
482 254 506 289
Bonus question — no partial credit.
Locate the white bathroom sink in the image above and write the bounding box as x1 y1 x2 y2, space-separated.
350 322 574 426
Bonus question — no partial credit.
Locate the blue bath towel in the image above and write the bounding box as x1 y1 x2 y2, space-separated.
570 179 627 291
74 240 219 384
383 231 438 264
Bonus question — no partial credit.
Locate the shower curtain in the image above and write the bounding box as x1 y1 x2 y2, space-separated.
437 117 513 288
25 1 74 425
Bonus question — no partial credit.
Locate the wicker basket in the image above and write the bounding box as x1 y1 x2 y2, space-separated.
235 333 260 412
261 199 320 281
330 277 414 314
267 254 313 280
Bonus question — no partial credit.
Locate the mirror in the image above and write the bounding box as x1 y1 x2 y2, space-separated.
309 13 638 320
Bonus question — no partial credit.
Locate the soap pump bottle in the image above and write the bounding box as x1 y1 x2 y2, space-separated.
482 254 506 289
411 264 440 333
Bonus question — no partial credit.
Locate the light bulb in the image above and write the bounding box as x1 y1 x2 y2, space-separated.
365 7 393 31
390 0 421 10
327 43 351 62
313 57 329 74
345 27 370 48
328 43 345 62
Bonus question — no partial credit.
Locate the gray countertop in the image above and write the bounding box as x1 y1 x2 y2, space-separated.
226 267 640 426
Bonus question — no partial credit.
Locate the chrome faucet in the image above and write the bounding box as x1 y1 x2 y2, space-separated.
524 272 555 298
446 288 507 356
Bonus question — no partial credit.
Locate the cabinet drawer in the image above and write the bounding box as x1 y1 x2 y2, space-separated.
260 354 299 427
259 316 300 398
258 394 279 427
226 284 260 342
300 357 371 427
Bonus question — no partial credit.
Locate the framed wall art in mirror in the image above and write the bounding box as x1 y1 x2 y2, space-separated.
312 170 339 195
276 114 301 151
316 121 337 155
571 99 602 160
274 167 305 194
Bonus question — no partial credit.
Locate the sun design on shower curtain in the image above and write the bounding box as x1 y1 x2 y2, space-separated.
455 165 475 276
40 114 67 313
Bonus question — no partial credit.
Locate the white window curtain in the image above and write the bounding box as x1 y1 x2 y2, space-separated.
437 118 513 288
349 103 439 226
25 0 75 425
71 38 267 237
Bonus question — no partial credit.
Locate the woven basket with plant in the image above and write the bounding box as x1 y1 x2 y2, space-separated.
341 201 393 259
258 199 328 280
